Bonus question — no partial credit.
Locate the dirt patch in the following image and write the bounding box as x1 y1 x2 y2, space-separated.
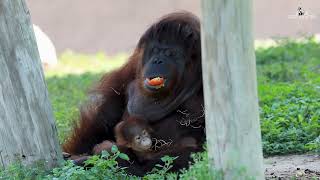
264 154 320 179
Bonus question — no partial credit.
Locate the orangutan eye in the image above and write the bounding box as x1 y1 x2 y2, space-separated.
152 47 159 54
135 136 141 141
165 49 176 57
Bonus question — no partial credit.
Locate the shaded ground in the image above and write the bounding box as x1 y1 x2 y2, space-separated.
265 154 320 179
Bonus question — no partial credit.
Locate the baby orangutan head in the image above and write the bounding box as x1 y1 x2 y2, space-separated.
115 117 153 152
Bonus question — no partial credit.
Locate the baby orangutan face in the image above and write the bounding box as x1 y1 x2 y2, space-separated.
115 117 153 152
130 128 152 152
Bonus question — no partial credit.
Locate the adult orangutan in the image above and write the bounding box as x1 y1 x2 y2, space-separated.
63 11 205 176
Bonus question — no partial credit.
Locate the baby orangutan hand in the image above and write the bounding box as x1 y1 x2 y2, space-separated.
92 140 116 154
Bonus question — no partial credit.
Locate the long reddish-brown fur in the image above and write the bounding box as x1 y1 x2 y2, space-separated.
63 50 141 154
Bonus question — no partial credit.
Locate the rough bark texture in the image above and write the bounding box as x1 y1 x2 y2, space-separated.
201 0 264 179
0 0 61 168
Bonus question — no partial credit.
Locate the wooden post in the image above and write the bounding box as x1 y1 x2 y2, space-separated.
201 0 264 179
0 0 61 168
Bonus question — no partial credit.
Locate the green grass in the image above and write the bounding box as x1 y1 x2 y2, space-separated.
256 37 320 155
1 37 320 179
45 50 128 77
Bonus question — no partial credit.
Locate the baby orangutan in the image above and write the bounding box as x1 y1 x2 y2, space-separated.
92 116 198 162
92 117 153 156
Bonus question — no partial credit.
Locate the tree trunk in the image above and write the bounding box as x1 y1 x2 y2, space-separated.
201 0 264 179
0 0 61 168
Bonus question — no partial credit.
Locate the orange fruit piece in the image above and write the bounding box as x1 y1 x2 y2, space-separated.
147 77 164 86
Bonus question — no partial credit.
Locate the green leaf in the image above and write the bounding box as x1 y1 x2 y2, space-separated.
101 150 110 158
160 156 170 162
111 145 118 154
155 164 163 168
118 153 130 161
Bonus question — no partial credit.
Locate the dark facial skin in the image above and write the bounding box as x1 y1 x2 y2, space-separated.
142 43 186 94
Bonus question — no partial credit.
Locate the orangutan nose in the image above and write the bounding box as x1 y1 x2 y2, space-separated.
152 57 163 64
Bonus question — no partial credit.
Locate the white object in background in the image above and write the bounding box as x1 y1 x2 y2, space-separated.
33 24 58 67
315 34 320 42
